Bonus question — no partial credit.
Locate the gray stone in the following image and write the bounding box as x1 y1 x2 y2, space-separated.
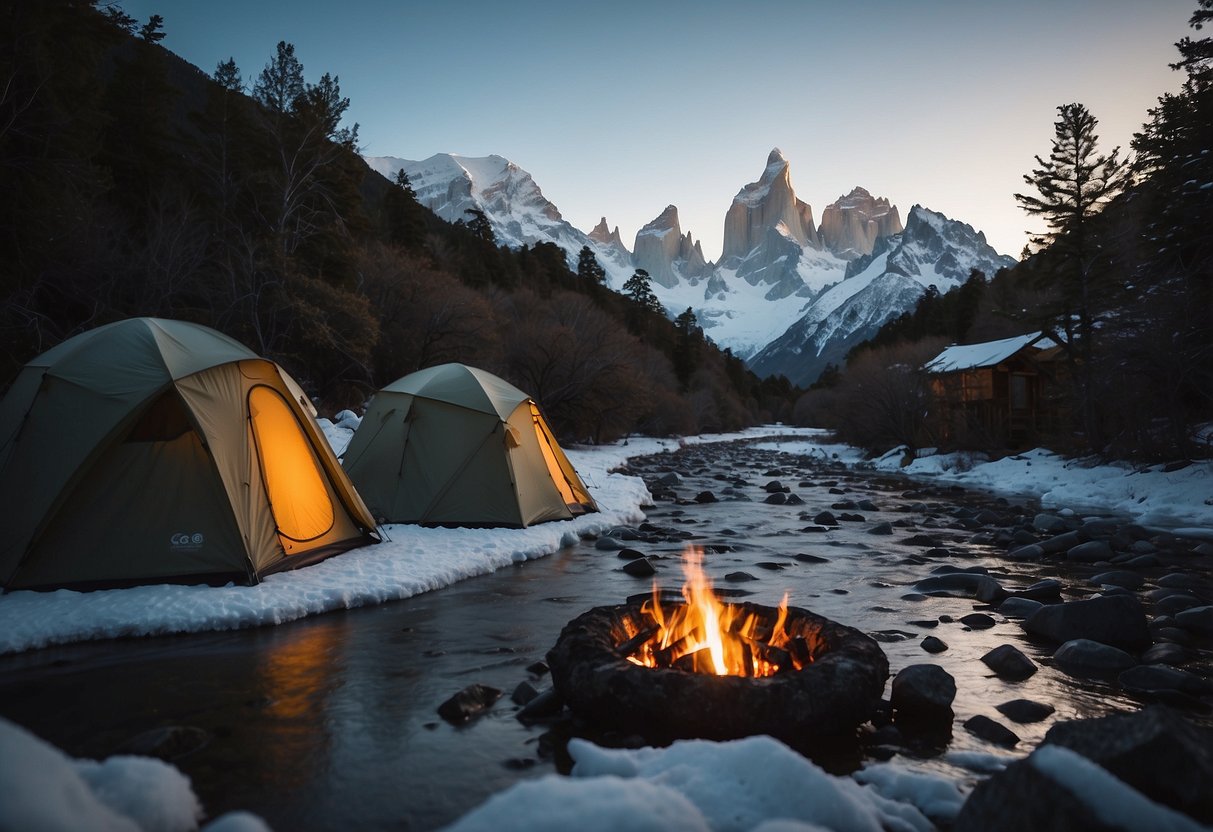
1033 513 1068 533
1006 543 1044 561
998 597 1043 618
1119 665 1213 696
868 521 894 535
763 492 787 505
1043 706 1213 824
963 714 1020 747
1038 530 1082 554
995 699 1055 724
1016 578 1063 601
920 636 948 653
814 511 838 526
1022 593 1151 650
1089 570 1145 590
1141 643 1196 666
891 664 956 720
961 613 997 630
1052 639 1137 674
622 557 656 577
914 573 1004 600
1156 594 1202 616
595 536 629 551
981 644 1038 680
1066 540 1114 563
1174 605 1213 634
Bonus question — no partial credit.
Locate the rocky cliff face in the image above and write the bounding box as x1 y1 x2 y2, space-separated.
748 204 1019 386
589 217 627 256
633 205 710 288
818 187 903 260
721 148 820 259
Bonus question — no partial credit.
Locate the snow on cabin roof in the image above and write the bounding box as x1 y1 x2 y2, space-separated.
924 332 1056 373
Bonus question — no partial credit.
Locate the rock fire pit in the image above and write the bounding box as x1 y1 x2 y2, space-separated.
547 588 889 744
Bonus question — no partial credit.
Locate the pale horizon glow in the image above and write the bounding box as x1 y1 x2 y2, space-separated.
123 0 1193 260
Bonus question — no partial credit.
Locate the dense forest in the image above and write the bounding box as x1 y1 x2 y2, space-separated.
797 1 1213 462
0 1 798 442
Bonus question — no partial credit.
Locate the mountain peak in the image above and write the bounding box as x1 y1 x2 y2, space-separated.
640 205 681 233
723 150 819 261
818 187 902 260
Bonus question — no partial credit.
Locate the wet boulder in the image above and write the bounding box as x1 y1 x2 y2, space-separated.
1088 570 1145 591
998 597 1043 619
981 644 1037 680
1043 706 1213 824
963 715 1019 747
622 557 657 577
1119 664 1213 698
914 572 1004 601
920 636 948 654
1052 639 1137 675
995 699 1055 724
1033 513 1069 533
1066 540 1114 563
438 684 502 723
891 664 956 722
1022 593 1151 650
1175 605 1213 636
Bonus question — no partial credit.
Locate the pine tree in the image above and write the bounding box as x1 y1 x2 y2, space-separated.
138 14 165 43
623 269 662 314
1015 102 1130 449
673 306 702 387
253 41 304 115
213 57 242 93
462 208 496 245
576 245 606 283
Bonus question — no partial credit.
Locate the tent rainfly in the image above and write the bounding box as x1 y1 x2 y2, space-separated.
342 363 598 527
0 318 379 592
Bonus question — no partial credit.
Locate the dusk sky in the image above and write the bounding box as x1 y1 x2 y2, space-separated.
124 0 1194 260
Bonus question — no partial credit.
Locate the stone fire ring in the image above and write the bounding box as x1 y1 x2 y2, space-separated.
547 601 889 744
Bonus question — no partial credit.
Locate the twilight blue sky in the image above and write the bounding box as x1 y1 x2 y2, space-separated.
126 0 1194 259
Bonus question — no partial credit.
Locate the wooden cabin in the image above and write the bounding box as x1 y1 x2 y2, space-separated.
925 332 1065 450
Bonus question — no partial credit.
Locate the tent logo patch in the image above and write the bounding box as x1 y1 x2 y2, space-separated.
170 532 205 551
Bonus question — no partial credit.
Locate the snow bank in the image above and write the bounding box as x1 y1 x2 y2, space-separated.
0 718 268 832
444 735 964 832
755 442 1213 528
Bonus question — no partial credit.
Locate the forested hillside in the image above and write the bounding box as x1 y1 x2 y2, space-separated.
796 1 1213 462
0 2 796 441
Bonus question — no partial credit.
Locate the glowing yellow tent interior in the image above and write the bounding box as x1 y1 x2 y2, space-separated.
342 363 598 527
0 318 379 591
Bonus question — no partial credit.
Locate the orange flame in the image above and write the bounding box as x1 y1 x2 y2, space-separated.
624 547 797 677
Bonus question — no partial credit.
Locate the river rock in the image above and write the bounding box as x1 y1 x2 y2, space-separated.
998 597 1043 618
438 684 502 723
920 636 948 654
961 613 996 630
1052 639 1137 674
1141 642 1196 666
914 573 1003 600
995 699 1055 724
1119 664 1212 697
1033 513 1068 533
1015 578 1062 602
1066 540 1113 563
1022 593 1151 650
963 714 1019 747
891 664 956 721
1156 594 1201 616
694 490 718 503
868 521 893 535
763 492 787 505
622 557 657 577
1088 570 1145 590
814 511 838 526
1175 605 1213 635
981 644 1037 680
1043 706 1213 824
1038 530 1082 554
1006 543 1044 561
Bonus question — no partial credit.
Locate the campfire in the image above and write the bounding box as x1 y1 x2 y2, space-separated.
547 548 890 744
619 549 815 677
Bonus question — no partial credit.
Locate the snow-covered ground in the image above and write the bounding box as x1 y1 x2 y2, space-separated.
2 424 1211 832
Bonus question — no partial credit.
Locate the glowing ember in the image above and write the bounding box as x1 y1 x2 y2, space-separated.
620 548 809 677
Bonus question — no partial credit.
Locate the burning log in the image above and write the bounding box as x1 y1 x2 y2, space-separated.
615 625 658 658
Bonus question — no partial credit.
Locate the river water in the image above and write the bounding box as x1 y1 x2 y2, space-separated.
1 440 1208 830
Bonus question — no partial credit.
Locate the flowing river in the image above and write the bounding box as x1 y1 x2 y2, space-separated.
1 440 1209 830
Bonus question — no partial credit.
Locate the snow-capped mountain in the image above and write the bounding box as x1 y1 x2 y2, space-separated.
363 152 629 277
747 205 1019 386
363 150 1015 375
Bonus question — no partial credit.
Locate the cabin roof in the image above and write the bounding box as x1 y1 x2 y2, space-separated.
924 332 1059 374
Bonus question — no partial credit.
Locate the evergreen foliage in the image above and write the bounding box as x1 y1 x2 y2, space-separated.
0 0 781 441
623 269 662 314
576 245 606 284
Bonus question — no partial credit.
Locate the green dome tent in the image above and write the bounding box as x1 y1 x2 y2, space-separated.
342 363 598 527
0 318 379 591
